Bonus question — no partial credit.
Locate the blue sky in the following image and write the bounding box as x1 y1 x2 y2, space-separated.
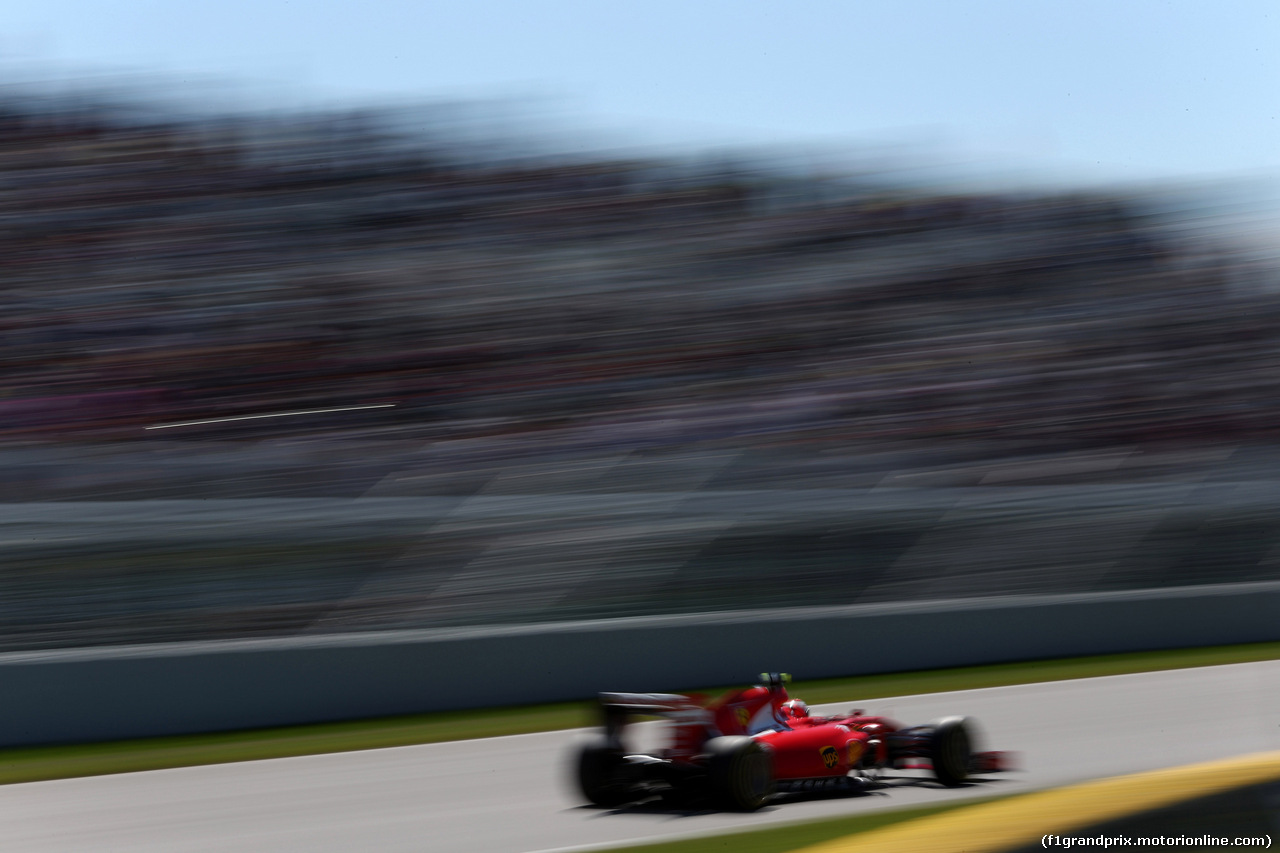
5 0 1279 184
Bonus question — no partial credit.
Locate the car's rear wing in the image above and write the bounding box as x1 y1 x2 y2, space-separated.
596 692 710 745
598 693 699 713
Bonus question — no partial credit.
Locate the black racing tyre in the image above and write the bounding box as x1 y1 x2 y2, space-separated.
577 740 632 807
928 716 974 787
706 736 775 811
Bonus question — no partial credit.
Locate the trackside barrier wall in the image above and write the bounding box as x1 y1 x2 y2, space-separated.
2 581 1279 747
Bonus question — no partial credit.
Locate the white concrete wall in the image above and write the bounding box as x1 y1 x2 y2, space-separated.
2 580 1279 746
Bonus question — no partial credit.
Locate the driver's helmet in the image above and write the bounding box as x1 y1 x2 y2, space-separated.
780 699 809 719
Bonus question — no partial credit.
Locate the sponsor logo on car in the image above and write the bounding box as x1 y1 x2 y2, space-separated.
820 745 839 769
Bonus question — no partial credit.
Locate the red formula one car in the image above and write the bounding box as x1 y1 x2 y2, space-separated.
575 673 1010 811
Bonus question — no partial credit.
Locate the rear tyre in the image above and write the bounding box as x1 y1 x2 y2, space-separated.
706 736 775 811
928 716 973 787
577 740 632 807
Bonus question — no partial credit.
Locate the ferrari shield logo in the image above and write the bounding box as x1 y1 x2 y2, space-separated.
820 746 839 769
735 707 750 728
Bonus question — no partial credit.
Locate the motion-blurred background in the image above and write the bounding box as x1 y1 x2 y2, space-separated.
2 1 1279 652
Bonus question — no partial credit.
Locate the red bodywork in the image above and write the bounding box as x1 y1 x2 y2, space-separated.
701 683 871 779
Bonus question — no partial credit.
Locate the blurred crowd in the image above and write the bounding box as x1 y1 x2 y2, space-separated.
0 87 1277 449
4 85 1280 648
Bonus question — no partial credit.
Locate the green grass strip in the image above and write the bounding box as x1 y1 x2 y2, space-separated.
782 639 1280 705
2 639 1278 786
0 702 597 785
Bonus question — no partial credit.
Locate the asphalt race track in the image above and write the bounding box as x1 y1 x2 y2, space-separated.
3 661 1279 852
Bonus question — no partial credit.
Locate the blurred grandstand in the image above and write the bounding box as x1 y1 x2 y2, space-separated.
1 83 1278 650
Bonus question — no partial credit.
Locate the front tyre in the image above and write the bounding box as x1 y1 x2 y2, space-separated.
577 740 632 807
928 716 974 787
706 736 775 811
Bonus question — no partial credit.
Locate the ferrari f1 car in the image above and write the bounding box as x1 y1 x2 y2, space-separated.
575 673 1010 811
